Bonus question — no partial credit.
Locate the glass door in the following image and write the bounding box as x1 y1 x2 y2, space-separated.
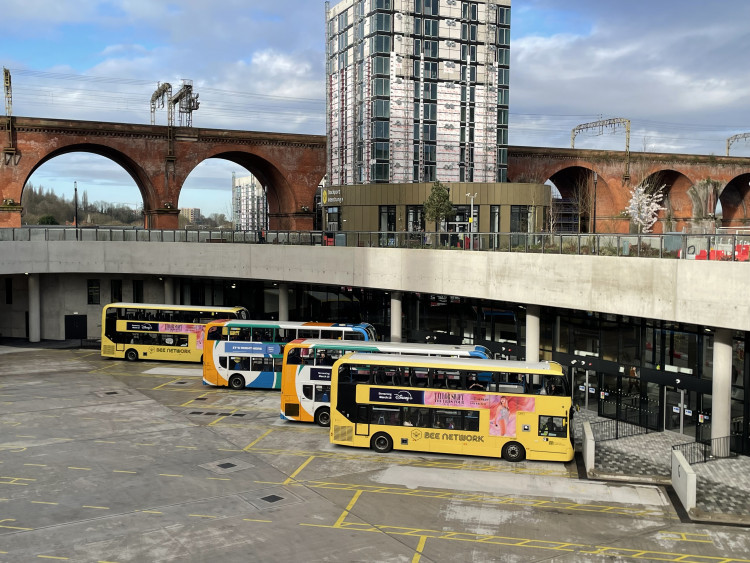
572 367 598 414
599 372 620 419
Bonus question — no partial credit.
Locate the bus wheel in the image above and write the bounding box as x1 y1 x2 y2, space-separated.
371 432 393 453
228 374 245 390
314 407 331 427
501 442 526 462
125 349 138 361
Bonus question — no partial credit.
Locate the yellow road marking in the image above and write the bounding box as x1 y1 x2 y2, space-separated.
31 501 59 505
158 474 183 478
67 467 91 471
243 429 273 451
310 517 749 562
113 470 137 474
207 477 231 481
94 440 117 444
334 489 364 528
412 536 428 563
37 556 69 560
189 514 217 519
243 518 272 523
284 456 315 485
140 510 163 514
282 480 671 519
243 445 571 477
0 476 35 485
153 378 185 390
658 532 712 543
82 506 109 510
180 392 212 407
0 518 33 531
24 463 47 467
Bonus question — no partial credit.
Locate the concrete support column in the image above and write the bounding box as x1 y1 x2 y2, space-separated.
164 277 174 305
711 328 733 442
390 291 403 342
278 284 289 322
525 305 540 363
28 273 41 343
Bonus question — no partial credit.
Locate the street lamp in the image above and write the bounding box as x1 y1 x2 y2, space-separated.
592 172 598 234
74 181 79 241
466 192 477 250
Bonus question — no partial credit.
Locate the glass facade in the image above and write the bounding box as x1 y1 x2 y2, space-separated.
326 0 511 186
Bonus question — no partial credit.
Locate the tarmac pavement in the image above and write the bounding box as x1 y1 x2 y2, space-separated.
1 341 749 562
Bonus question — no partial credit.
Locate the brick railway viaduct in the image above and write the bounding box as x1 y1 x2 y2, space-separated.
2 116 750 232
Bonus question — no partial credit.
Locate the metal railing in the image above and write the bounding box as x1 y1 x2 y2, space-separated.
590 416 652 442
672 435 740 464
1 227 749 261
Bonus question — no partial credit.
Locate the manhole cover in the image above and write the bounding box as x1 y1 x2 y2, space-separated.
261 495 284 504
217 462 237 469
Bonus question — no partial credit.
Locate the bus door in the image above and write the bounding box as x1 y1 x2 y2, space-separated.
355 405 370 437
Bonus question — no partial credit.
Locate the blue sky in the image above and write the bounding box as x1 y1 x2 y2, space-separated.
2 0 749 217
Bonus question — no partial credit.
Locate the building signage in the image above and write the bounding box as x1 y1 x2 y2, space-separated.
322 189 343 206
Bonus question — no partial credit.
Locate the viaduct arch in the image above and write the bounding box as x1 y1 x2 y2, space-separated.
0 117 327 229
3 118 750 233
508 146 750 233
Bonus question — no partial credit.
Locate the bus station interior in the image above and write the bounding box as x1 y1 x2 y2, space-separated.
1 271 747 457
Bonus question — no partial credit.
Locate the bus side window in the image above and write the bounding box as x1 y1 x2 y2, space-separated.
539 416 566 437
375 367 387 385
315 386 330 402
464 411 479 432
411 368 428 387
302 385 313 400
286 348 302 365
219 357 228 369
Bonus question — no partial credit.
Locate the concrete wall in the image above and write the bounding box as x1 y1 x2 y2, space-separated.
1 241 749 332
671 450 697 511
0 271 166 340
582 421 595 475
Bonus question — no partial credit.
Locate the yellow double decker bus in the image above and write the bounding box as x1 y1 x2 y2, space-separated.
281 339 491 426
329 353 573 463
101 303 249 362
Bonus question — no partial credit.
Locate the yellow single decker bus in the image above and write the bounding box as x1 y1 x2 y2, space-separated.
329 353 573 463
281 339 492 426
101 303 249 362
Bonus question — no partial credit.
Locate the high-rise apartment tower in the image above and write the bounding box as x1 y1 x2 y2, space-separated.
325 0 510 186
232 173 267 232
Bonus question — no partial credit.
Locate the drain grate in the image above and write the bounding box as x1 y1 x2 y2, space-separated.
185 410 247 418
200 457 254 474
242 487 304 511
